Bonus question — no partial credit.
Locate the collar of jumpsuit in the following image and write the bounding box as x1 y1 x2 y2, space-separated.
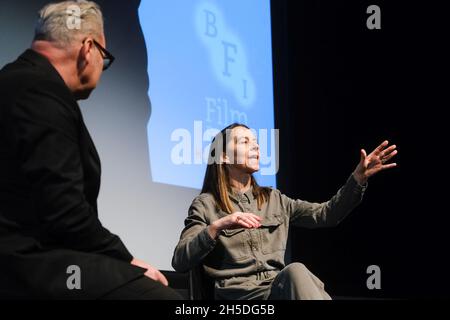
229 187 255 206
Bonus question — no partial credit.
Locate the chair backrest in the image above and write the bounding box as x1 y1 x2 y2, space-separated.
189 264 215 300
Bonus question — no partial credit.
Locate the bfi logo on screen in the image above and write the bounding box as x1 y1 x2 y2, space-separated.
196 2 256 108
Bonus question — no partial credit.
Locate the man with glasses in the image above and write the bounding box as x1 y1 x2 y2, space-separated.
0 1 181 299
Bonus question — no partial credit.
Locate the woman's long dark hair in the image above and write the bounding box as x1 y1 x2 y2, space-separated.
201 123 272 214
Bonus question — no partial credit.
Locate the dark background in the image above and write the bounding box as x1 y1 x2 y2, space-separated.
272 0 447 298
1 0 447 299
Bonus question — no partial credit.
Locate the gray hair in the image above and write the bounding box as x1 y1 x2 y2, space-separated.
34 1 104 47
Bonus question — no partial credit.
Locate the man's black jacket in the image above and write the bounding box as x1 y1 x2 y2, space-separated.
0 49 144 299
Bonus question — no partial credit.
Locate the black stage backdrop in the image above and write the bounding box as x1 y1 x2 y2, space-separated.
272 0 447 299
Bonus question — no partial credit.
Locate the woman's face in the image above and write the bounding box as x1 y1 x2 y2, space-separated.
225 126 260 174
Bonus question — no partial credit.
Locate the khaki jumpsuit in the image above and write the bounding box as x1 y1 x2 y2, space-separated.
172 174 367 300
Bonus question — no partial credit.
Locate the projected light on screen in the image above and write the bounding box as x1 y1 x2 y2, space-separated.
138 0 276 189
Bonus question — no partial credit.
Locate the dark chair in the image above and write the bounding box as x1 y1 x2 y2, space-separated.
188 264 215 300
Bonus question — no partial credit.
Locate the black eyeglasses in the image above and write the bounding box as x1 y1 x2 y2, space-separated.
83 39 115 71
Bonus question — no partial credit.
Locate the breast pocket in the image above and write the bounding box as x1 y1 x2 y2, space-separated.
259 214 288 254
219 228 250 261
